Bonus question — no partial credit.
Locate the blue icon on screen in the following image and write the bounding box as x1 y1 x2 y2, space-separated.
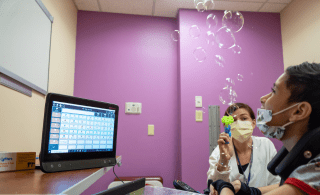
49 145 58 150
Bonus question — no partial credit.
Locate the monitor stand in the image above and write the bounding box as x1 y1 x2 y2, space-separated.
40 157 116 173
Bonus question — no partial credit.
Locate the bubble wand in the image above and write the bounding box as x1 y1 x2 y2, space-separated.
221 115 234 144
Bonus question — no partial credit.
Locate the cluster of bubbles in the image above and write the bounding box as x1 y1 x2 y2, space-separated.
219 78 237 105
215 10 244 51
169 1 246 106
190 11 244 63
218 11 244 104
218 74 244 105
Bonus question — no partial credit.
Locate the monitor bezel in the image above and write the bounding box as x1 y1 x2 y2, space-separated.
40 93 119 162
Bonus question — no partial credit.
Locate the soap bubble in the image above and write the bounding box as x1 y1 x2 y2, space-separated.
195 1 205 12
222 10 233 22
237 74 243 81
206 31 215 46
232 90 238 100
219 87 234 105
194 0 202 6
215 26 236 49
226 78 235 86
219 78 237 105
222 10 244 33
219 90 228 105
215 55 225 67
196 2 205 12
232 45 242 54
171 30 179 42
189 25 201 39
193 47 206 62
204 0 215 10
206 14 218 29
194 0 214 11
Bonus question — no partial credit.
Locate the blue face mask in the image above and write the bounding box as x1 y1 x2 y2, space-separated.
256 103 300 139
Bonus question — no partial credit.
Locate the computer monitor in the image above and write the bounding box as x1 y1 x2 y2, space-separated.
94 178 146 195
40 93 119 173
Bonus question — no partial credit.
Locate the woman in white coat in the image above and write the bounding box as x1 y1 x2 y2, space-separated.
207 103 280 190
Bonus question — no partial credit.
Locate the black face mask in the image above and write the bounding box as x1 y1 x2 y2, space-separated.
267 126 320 184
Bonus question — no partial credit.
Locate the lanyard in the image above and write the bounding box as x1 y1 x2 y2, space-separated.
233 141 253 186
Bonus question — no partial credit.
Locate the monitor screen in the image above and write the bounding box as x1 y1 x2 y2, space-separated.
49 101 116 154
40 93 119 165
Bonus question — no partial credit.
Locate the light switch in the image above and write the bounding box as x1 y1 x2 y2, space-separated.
195 96 202 107
148 125 154 136
196 110 203 122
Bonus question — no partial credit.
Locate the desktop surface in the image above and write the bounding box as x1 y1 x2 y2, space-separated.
0 156 121 194
0 168 100 194
143 186 203 195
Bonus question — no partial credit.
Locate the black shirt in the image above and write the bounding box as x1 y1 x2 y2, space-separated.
238 163 249 174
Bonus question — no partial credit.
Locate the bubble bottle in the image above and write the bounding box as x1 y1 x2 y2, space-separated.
221 115 234 144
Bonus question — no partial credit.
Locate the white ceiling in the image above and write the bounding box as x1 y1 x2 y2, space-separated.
73 0 292 18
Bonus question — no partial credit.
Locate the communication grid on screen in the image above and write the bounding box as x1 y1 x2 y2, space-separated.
49 101 116 154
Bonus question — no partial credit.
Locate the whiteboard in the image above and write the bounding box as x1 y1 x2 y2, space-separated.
0 0 53 95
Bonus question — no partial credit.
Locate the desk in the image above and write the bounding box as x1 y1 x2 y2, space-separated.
0 156 121 194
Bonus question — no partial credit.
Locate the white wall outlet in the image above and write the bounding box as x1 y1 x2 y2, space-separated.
125 102 142 114
195 96 202 107
135 103 142 114
125 102 133 114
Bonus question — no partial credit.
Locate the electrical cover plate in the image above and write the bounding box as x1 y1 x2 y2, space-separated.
125 102 142 114
196 110 203 122
195 96 202 107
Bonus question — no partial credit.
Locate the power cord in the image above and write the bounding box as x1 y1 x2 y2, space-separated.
113 165 124 184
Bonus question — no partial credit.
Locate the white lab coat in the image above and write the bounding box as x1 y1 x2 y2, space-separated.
207 136 281 188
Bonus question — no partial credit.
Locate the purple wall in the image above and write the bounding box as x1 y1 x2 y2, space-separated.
179 9 284 191
74 11 179 194
74 9 285 194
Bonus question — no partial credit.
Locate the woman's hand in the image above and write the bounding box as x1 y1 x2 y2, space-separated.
217 132 234 164
209 180 241 195
210 184 218 195
231 180 241 193
210 180 236 195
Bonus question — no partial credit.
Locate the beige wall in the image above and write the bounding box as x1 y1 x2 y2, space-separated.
0 0 77 154
281 0 320 70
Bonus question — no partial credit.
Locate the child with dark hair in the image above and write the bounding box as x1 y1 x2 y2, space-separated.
210 62 320 195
